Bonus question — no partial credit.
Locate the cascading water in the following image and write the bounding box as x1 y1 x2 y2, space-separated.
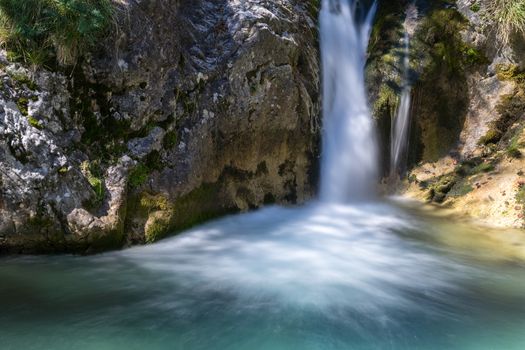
390 4 417 177
320 0 379 202
390 31 412 176
1 1 525 350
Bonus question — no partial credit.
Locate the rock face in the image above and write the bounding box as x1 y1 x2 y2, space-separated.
0 0 320 253
369 0 525 228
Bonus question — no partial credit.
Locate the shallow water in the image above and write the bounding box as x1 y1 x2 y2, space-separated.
1 201 525 350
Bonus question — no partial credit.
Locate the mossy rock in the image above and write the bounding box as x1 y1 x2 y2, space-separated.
145 211 175 243
408 5 475 164
478 129 503 145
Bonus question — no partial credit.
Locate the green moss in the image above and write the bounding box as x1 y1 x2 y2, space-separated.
170 183 224 230
58 166 68 174
495 91 525 130
496 64 524 82
80 161 105 206
27 212 54 231
374 84 398 118
16 97 28 115
425 9 468 72
87 176 104 204
478 128 503 145
136 193 175 243
454 158 496 177
9 71 38 90
461 46 488 65
145 211 174 243
163 130 178 149
424 175 456 203
140 192 170 212
471 161 495 174
27 116 43 129
128 164 149 189
449 182 474 197
470 3 481 12
408 6 474 164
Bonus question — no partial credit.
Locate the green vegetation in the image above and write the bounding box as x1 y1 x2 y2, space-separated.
0 0 114 66
461 46 488 65
470 3 481 13
138 193 174 243
27 116 43 129
423 158 498 203
410 7 471 163
486 0 525 46
81 160 105 206
455 158 496 176
470 161 496 174
58 166 68 174
16 97 28 115
448 183 474 197
8 69 38 90
163 130 178 149
478 128 502 145
128 164 149 189
426 175 456 203
496 64 525 83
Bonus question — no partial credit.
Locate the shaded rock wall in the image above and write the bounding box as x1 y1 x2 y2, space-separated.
368 0 525 227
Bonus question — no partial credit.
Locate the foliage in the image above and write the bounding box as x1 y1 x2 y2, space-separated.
486 0 525 46
80 160 105 206
478 128 502 145
128 164 149 189
0 0 114 66
27 116 43 129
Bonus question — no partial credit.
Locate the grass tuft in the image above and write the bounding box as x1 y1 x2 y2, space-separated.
486 0 525 46
0 0 115 66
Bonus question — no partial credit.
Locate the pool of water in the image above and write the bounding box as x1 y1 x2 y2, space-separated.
1 201 525 350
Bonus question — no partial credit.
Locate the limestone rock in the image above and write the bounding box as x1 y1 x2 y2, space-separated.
0 0 320 253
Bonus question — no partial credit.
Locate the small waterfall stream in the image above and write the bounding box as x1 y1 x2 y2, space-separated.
390 4 417 177
390 30 412 176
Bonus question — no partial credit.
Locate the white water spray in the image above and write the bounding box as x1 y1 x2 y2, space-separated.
319 0 379 202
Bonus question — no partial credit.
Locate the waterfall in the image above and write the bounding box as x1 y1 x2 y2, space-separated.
319 0 379 203
390 4 417 177
390 29 412 176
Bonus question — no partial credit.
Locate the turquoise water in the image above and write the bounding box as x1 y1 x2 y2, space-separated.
1 202 525 350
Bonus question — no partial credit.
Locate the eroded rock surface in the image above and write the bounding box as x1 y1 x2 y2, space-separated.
0 0 320 253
